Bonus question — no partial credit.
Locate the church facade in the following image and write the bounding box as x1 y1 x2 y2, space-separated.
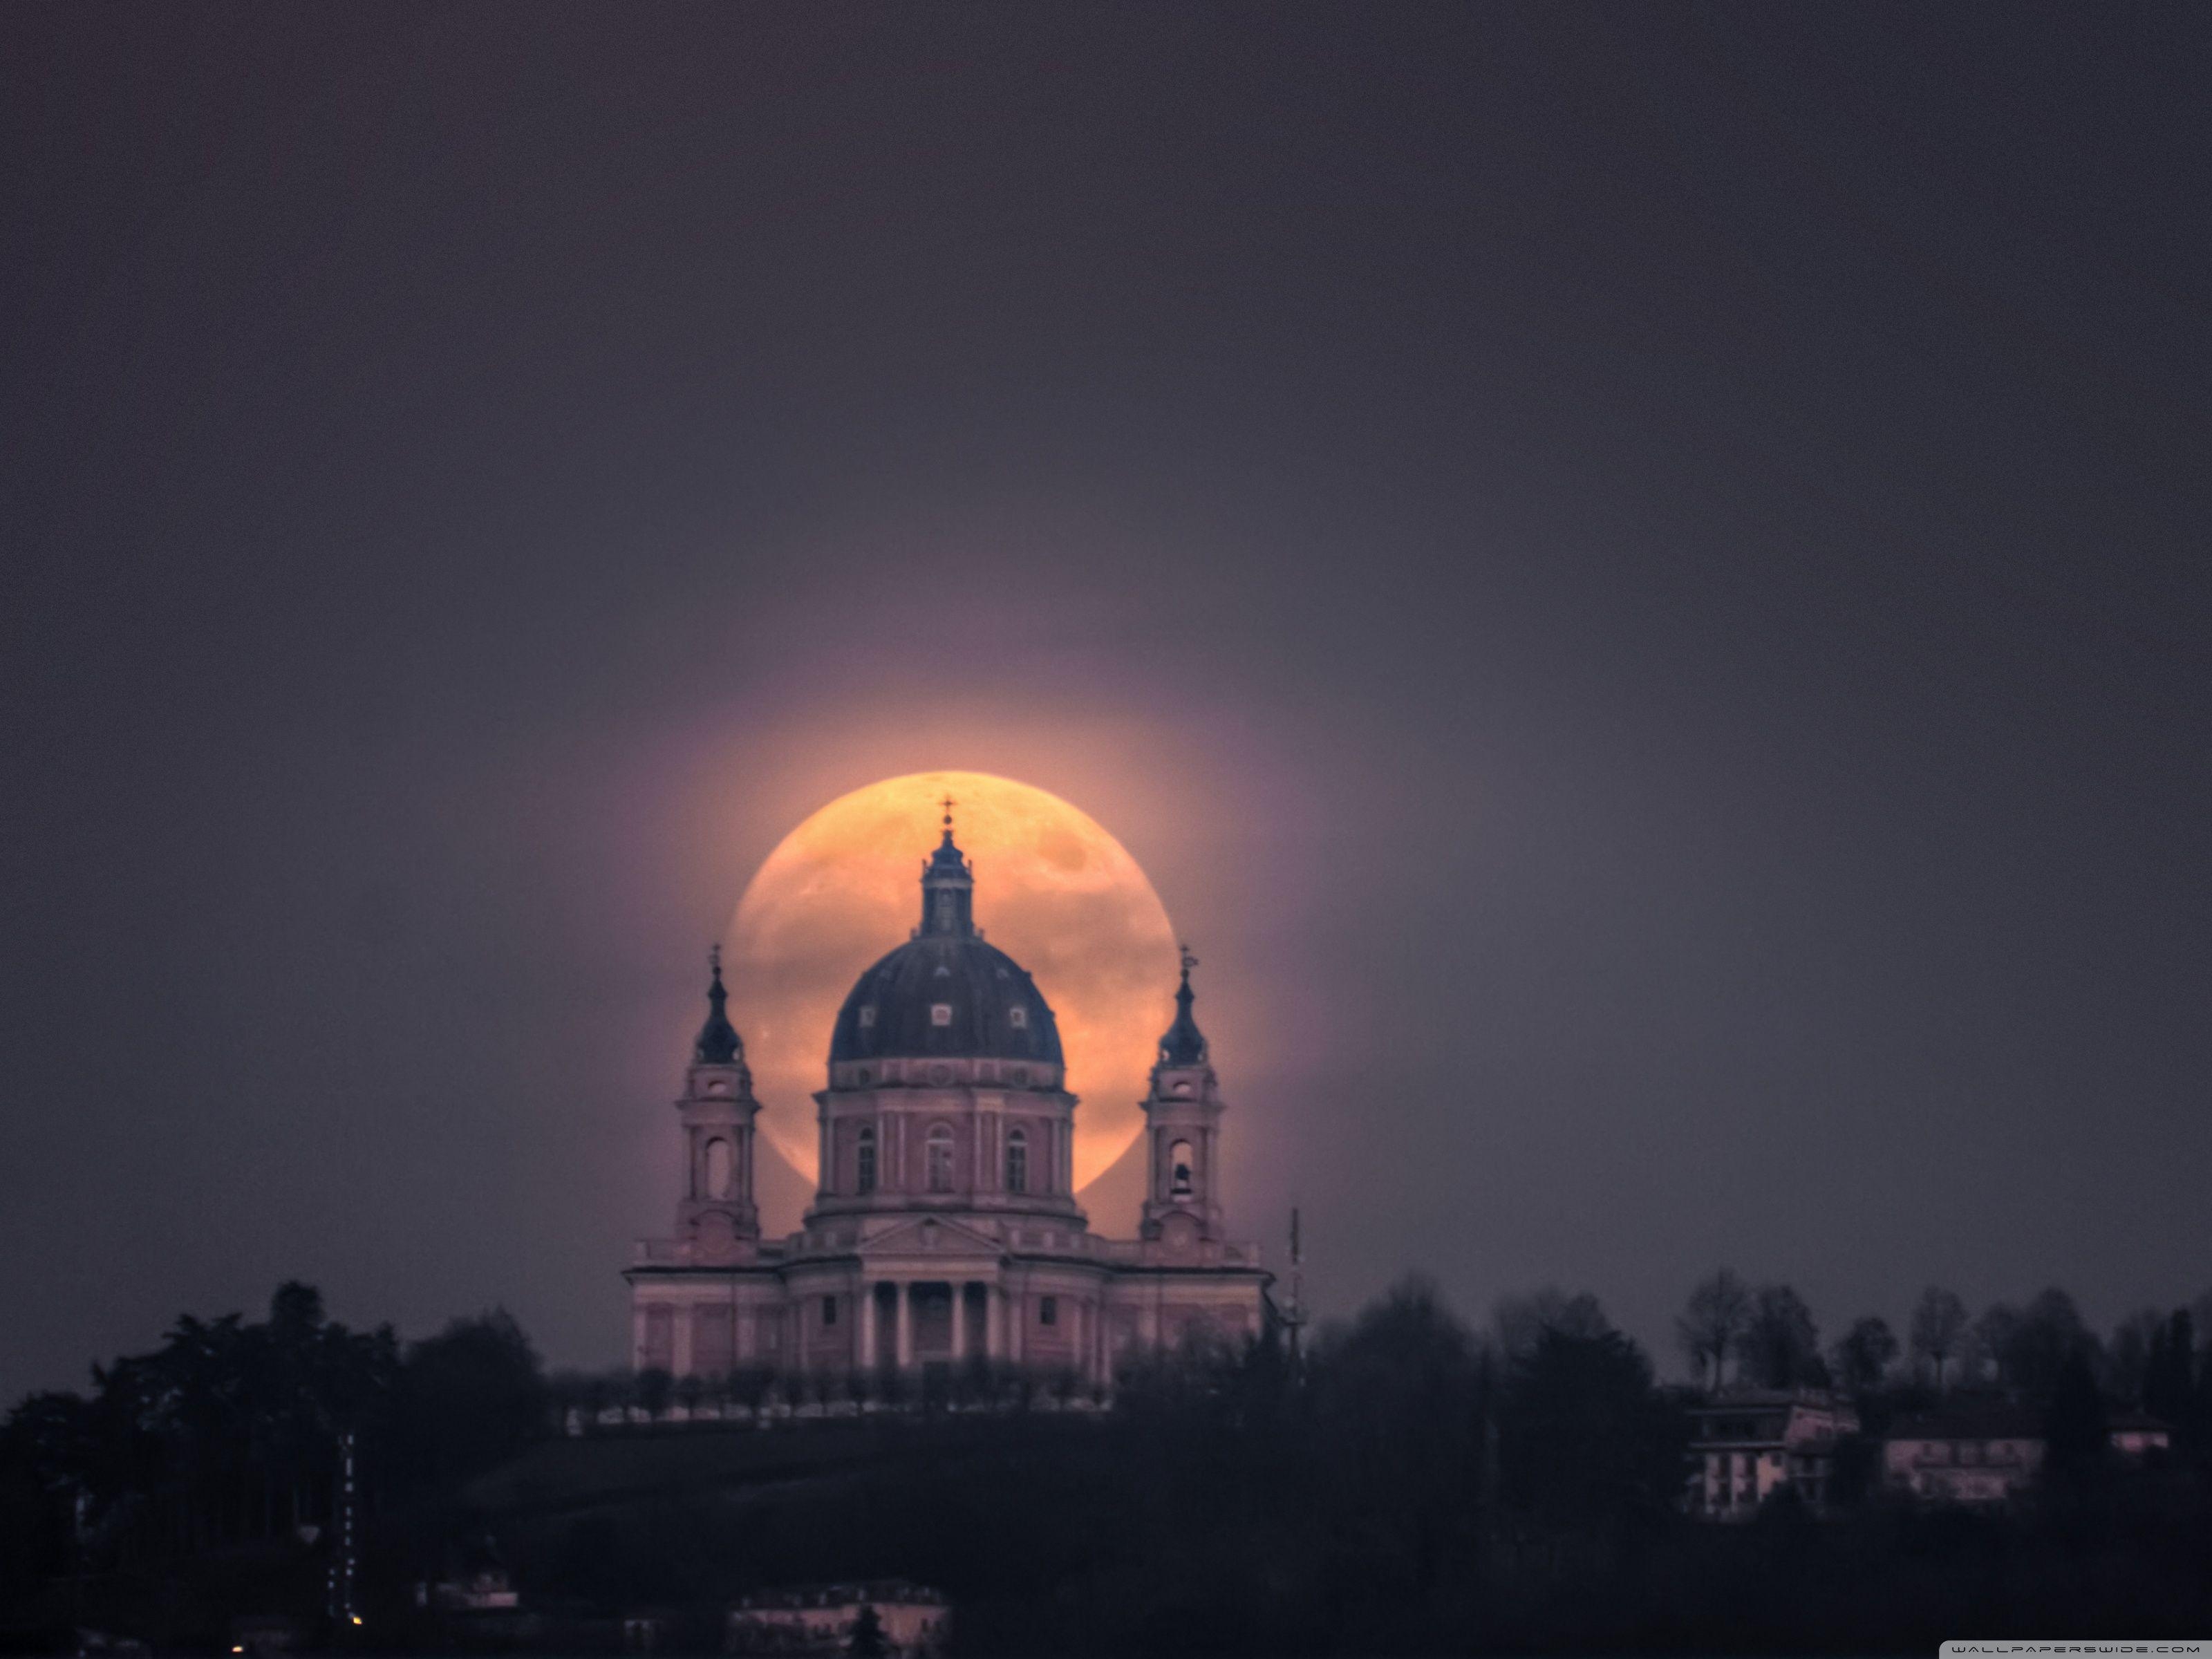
624 814 1271 1387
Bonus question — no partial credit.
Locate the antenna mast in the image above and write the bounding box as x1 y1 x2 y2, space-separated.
1283 1205 1306 1369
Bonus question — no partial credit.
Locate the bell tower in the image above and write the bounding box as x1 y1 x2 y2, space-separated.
675 947 760 1261
1140 948 1226 1248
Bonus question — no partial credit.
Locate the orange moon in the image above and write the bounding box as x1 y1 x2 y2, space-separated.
724 771 1180 1190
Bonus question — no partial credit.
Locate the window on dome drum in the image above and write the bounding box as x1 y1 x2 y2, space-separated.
1008 1006 1027 1029
930 1002 952 1026
855 1126 877 1194
822 1295 837 1327
1005 1129 1028 1194
1040 1295 1058 1327
1170 1138 1194 1197
926 1125 955 1192
704 1136 732 1199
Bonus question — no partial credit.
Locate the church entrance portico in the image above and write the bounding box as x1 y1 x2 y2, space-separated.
860 1275 1008 1369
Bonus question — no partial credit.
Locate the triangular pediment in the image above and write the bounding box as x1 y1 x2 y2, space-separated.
858 1213 1006 1260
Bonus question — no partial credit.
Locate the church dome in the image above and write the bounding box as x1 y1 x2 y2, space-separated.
826 816 1065 1069
828 933 1063 1065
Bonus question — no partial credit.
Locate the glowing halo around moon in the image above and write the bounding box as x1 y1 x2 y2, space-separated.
724 771 1181 1190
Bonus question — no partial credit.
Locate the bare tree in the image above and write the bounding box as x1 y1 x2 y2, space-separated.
1674 1269 1750 1391
1909 1286 1969 1390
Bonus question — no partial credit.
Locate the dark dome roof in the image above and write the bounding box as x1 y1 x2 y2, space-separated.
828 932 1065 1066
826 813 1064 1067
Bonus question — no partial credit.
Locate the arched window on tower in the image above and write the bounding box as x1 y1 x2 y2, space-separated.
926 1123 955 1193
856 1125 877 1194
1170 1138 1194 1199
704 1137 733 1200
1005 1128 1029 1194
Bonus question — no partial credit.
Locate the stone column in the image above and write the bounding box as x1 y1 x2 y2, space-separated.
895 1280 913 1369
859 1282 878 1370
952 1284 968 1362
984 1283 1000 1361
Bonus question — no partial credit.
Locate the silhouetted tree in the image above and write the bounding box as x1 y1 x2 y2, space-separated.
389 1309 549 1493
729 1364 776 1421
1909 1286 1969 1389
1309 1274 1483 1598
632 1365 674 1422
2108 1309 2166 1406
1735 1284 1821 1389
1674 1269 1750 1391
1830 1315 1899 1396
847 1602 888 1658
1979 1289 2093 1395
545 1369 594 1434
2144 1309 2196 1427
2043 1350 2109 1496
1498 1322 1684 1569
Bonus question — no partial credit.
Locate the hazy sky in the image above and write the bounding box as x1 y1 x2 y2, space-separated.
4 4 2208 1395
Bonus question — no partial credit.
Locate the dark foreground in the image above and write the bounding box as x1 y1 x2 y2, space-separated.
6 1282 2211 1655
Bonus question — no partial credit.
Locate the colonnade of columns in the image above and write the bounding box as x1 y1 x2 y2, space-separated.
855 1278 1013 1369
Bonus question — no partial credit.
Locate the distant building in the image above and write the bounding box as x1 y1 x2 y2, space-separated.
1685 1389 1858 1519
727 1581 948 1657
415 1535 522 1613
225 1615 300 1656
418 1568 520 1613
2108 1410 2174 1461
1882 1405 2173 1506
626 814 1271 1390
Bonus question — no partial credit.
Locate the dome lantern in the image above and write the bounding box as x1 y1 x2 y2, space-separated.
827 813 1065 1073
919 796 976 938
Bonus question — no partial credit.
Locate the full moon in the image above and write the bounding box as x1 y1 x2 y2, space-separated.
724 771 1181 1191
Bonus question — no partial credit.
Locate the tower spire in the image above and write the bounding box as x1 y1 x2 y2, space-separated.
693 944 744 1065
1158 944 1208 1065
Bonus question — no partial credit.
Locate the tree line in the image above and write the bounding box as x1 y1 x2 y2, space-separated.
1673 1267 2212 1423
0 1283 546 1644
6 1271 2212 1653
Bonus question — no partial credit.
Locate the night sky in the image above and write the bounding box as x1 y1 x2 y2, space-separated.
4 4 2208 1396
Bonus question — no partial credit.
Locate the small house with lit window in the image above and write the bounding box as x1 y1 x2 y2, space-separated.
624 814 1271 1390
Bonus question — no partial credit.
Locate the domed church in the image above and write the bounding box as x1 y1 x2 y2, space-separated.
624 814 1273 1387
